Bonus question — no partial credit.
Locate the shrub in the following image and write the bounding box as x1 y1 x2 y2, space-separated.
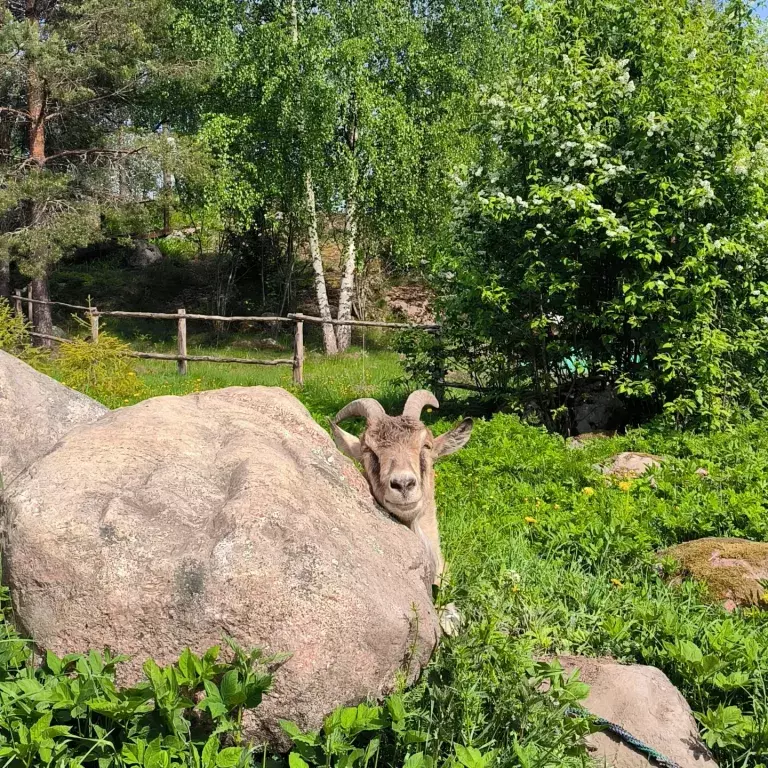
0 299 33 357
56 325 146 405
413 0 768 431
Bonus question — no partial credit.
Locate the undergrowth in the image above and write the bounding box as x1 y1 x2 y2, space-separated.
2 311 768 765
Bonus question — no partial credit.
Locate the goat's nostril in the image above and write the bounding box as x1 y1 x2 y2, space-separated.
390 475 417 494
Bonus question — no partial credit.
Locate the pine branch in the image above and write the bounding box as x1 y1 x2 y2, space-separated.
0 106 30 120
16 146 145 170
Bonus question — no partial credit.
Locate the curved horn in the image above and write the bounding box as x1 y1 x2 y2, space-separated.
402 390 439 421
333 398 386 424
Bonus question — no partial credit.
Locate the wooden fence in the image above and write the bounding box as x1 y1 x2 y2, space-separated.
12 288 440 387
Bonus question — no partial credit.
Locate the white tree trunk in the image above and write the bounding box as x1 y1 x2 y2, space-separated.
306 173 338 354
292 0 337 354
336 194 357 352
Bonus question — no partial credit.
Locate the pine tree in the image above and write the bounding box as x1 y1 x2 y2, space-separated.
0 0 175 341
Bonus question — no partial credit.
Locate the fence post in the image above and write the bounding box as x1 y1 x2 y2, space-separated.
26 285 33 324
293 320 304 386
177 308 188 375
13 289 22 317
90 307 99 343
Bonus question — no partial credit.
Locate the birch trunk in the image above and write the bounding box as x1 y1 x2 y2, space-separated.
306 173 338 354
292 0 337 354
336 193 357 352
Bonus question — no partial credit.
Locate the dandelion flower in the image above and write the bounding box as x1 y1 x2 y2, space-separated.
582 486 596 497
618 481 632 492
553 504 560 510
524 516 537 524
611 578 623 588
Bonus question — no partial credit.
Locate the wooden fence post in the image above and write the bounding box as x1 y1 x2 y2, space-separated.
90 308 99 343
177 308 188 375
292 320 304 386
26 285 33 324
13 289 22 317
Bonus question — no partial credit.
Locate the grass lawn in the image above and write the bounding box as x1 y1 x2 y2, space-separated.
3 339 768 767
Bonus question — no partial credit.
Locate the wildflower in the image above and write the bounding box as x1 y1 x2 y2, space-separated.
582 486 596 497
611 578 624 588
553 504 560 510
524 516 537 524
761 593 768 604
511 585 520 593
618 481 632 492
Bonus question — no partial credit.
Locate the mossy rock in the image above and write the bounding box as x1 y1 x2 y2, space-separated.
661 537 768 610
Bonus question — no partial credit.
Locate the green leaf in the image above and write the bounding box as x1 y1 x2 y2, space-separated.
216 747 246 767
289 753 310 768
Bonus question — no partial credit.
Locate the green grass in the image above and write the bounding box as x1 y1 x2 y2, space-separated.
4 337 768 767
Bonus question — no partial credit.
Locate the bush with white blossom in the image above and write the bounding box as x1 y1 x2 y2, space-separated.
410 0 768 431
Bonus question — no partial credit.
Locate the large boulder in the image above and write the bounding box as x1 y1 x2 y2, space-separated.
0 350 107 488
556 656 717 768
662 537 768 611
0 387 439 748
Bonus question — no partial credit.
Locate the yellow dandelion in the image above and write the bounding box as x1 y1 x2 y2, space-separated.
553 503 560 510
511 585 520 593
761 593 768 604
618 481 632 492
524 516 537 524
535 499 542 508
582 486 595 497
611 578 623 588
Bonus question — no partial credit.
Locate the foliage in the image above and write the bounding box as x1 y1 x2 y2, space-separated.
174 0 501 268
0 587 284 768
413 0 768 431
56 326 146 406
0 299 32 357
434 412 768 766
30 347 768 766
0 0 183 279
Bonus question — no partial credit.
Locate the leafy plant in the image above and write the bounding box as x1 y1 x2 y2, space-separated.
412 0 768 431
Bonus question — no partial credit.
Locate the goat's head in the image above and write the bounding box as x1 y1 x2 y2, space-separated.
330 390 473 524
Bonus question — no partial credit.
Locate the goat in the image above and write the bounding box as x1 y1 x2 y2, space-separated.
330 390 473 589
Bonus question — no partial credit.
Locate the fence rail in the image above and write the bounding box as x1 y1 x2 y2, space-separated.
12 289 440 388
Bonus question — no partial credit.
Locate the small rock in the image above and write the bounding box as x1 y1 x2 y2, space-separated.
601 452 662 478
130 239 163 267
661 537 768 610
572 384 625 435
695 467 709 478
549 656 717 768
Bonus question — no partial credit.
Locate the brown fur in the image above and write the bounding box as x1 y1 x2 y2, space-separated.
331 394 472 587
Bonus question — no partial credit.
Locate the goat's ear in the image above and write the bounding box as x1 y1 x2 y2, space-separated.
329 419 363 462
433 418 473 459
